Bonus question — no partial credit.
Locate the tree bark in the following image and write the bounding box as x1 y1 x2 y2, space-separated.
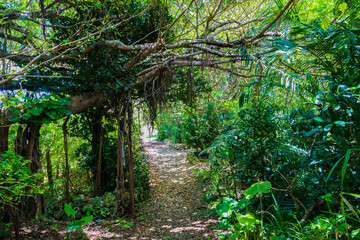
17 122 43 220
14 125 23 155
94 109 104 196
0 125 9 154
45 125 57 195
125 97 135 217
8 202 21 240
45 149 54 194
115 117 126 215
0 90 111 128
62 116 70 203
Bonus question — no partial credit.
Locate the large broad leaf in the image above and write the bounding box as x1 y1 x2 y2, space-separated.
66 220 82 230
338 2 348 12
8 115 19 122
64 203 76 217
22 113 31 121
237 198 250 210
216 197 238 218
218 219 230 229
244 181 271 199
80 215 93 224
62 109 72 116
28 107 43 116
46 110 58 120
236 212 260 228
352 228 360 238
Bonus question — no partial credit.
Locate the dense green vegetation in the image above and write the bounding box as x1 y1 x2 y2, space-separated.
1 0 360 239
155 1 360 239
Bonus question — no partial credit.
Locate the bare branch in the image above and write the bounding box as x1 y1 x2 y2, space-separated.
246 0 296 44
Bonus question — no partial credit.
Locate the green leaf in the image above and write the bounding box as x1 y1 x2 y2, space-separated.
324 124 333 132
236 212 260 228
64 203 76 217
219 219 230 229
338 2 348 12
239 92 246 108
216 197 237 218
314 117 324 122
28 108 42 116
304 127 320 137
334 121 345 126
22 113 31 121
299 108 306 116
342 192 360 198
321 193 333 202
290 109 297 119
321 17 331 30
21 166 31 173
66 220 81 230
341 149 352 190
57 99 71 105
8 115 19 121
352 228 360 238
326 156 344 183
272 40 298 50
46 111 57 120
63 109 72 116
237 198 250 210
80 215 93 224
244 181 271 199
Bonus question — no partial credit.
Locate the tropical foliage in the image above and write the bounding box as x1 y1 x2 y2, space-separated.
1 0 360 239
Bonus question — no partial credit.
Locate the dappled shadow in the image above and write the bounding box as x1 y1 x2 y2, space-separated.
18 222 92 240
16 130 223 240
111 134 224 239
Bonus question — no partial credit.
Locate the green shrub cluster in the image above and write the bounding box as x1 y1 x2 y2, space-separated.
157 17 360 239
157 102 231 151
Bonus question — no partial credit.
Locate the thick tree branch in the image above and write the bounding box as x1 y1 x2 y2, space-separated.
0 33 27 44
0 90 111 127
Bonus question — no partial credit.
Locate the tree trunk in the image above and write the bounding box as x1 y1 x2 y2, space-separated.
253 61 263 106
115 117 126 215
46 149 54 194
0 125 9 154
62 116 70 203
14 125 23 155
94 110 104 196
46 125 57 195
125 98 135 217
17 122 43 220
0 125 20 238
8 202 21 240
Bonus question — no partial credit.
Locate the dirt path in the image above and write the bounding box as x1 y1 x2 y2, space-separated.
113 131 221 239
20 130 222 240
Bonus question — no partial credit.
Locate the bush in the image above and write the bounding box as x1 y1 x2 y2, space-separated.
0 151 42 208
157 102 231 152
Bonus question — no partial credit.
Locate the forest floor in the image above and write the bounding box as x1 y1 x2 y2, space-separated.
20 128 223 240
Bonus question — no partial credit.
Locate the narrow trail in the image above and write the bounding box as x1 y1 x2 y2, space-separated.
117 130 221 239
20 131 223 240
